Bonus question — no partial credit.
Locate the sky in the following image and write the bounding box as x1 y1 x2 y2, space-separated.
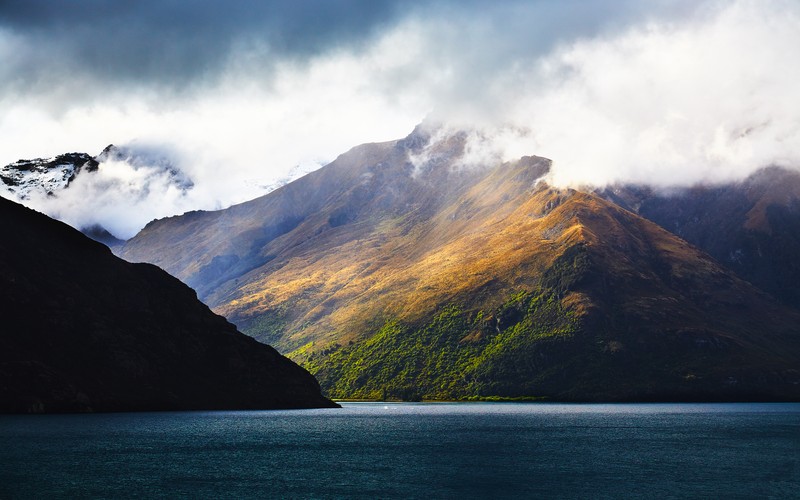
1 0 799 237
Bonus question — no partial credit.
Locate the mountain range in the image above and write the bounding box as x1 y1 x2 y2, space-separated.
0 196 336 412
0 146 323 246
600 167 800 310
116 127 800 401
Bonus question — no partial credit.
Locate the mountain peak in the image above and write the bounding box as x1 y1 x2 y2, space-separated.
96 144 120 161
119 132 800 401
0 152 98 200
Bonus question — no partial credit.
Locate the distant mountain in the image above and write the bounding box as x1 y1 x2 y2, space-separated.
601 166 800 309
0 152 99 200
0 145 193 244
120 127 800 401
0 196 336 413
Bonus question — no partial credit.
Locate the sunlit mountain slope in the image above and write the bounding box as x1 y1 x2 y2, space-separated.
120 128 800 401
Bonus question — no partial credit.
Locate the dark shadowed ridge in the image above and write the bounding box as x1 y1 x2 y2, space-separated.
600 167 800 310
0 196 337 413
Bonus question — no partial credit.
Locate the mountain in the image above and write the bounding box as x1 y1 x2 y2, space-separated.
0 145 192 202
0 196 337 413
0 145 193 244
119 127 800 401
1 145 323 246
80 224 127 249
0 152 99 200
600 166 800 310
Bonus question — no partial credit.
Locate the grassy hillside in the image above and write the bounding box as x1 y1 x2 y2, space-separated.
306 289 580 400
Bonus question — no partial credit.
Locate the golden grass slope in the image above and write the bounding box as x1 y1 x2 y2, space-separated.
119 128 800 400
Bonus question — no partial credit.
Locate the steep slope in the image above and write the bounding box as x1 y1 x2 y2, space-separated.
120 129 550 345
601 167 800 309
119 130 464 299
0 196 336 413
304 189 800 401
120 128 800 401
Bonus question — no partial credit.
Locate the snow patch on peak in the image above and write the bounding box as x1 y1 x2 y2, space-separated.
0 145 197 239
0 153 97 200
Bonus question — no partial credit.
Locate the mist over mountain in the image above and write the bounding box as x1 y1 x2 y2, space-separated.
0 152 98 199
120 128 800 401
0 145 194 239
0 144 320 240
2 1 799 240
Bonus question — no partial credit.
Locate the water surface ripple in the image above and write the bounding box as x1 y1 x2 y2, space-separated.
1 403 798 498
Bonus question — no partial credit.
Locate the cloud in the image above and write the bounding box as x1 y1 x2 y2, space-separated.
406 0 800 188
0 29 433 234
29 158 195 240
505 0 800 187
1 0 798 237
0 0 406 93
4 145 196 239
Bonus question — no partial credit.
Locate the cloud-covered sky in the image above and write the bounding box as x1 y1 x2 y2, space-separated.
1 0 798 237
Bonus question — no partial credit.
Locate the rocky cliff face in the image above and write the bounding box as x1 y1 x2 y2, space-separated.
0 196 337 413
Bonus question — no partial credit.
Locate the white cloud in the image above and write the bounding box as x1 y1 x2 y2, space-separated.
1 0 799 238
0 33 434 237
492 0 800 187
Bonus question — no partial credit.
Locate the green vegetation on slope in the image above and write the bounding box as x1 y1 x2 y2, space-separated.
302 288 580 400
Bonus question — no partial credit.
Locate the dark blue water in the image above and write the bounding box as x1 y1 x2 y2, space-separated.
1 403 798 498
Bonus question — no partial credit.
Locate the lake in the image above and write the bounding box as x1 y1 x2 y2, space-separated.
1 403 798 498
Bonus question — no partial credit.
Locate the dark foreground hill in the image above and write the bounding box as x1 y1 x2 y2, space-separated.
0 196 337 413
119 128 800 401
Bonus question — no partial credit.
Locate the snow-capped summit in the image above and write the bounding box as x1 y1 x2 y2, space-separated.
0 153 99 200
0 145 196 243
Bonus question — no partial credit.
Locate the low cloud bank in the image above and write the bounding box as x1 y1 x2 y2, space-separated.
416 1 800 188
1 0 797 236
